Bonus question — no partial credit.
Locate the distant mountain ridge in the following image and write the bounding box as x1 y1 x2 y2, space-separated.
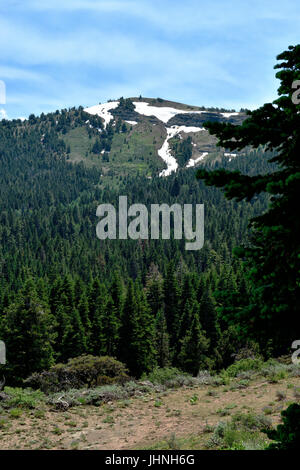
82 97 247 176
2 97 248 179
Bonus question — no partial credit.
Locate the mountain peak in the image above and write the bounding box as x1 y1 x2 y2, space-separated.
83 97 245 176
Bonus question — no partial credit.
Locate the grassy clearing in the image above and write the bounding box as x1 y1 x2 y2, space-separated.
0 359 299 450
63 120 166 177
64 127 98 166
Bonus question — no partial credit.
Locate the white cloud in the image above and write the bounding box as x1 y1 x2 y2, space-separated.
0 16 238 90
18 0 300 33
2 0 298 117
0 66 45 81
0 108 8 119
21 0 134 11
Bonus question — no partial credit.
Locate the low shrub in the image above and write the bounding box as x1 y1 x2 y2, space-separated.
196 370 225 386
260 360 291 382
290 366 300 377
223 358 264 378
293 387 300 400
9 408 23 419
143 368 224 389
24 355 129 393
206 412 271 450
126 380 157 394
2 387 45 409
205 421 226 448
236 371 256 380
232 344 262 362
220 358 297 383
196 370 212 384
222 428 267 450
141 367 188 386
47 380 159 410
276 390 286 401
231 411 272 431
164 375 198 388
49 384 130 408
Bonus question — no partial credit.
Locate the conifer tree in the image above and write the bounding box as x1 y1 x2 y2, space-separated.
54 302 72 361
54 295 87 361
197 45 300 354
110 272 124 319
61 275 75 312
146 278 164 318
134 287 157 375
119 281 156 376
98 296 120 356
78 291 92 342
154 309 170 367
1 279 55 383
163 262 180 349
177 312 209 375
118 280 138 373
49 276 64 315
69 308 87 357
196 277 206 303
89 286 107 355
199 290 220 353
88 278 102 323
177 299 194 345
180 273 196 304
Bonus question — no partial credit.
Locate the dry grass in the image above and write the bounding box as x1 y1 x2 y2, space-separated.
0 375 299 450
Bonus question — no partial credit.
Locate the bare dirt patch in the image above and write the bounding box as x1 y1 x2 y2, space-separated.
0 376 299 450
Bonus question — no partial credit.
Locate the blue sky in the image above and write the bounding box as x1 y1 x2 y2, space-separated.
0 0 300 119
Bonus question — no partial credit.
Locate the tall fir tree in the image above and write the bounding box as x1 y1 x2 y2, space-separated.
163 262 180 350
118 280 138 373
154 309 170 368
1 278 55 383
197 45 300 354
199 290 220 353
177 311 209 375
119 281 156 376
98 296 120 357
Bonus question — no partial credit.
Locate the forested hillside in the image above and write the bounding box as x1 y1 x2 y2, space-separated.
0 106 277 384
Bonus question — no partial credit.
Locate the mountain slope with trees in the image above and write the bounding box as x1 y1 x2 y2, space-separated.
0 46 297 388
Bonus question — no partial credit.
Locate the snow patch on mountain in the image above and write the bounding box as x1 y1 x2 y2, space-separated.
158 125 206 177
221 112 239 118
83 99 241 177
176 126 206 133
133 101 207 124
84 100 240 132
158 127 179 177
84 101 119 128
125 120 138 125
186 152 208 168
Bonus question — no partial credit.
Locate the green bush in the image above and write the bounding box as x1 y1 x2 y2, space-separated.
9 408 23 419
206 413 271 450
264 403 300 449
231 411 272 431
224 358 264 378
223 428 267 450
24 355 129 393
49 384 129 407
47 380 157 409
3 387 45 409
141 367 188 385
